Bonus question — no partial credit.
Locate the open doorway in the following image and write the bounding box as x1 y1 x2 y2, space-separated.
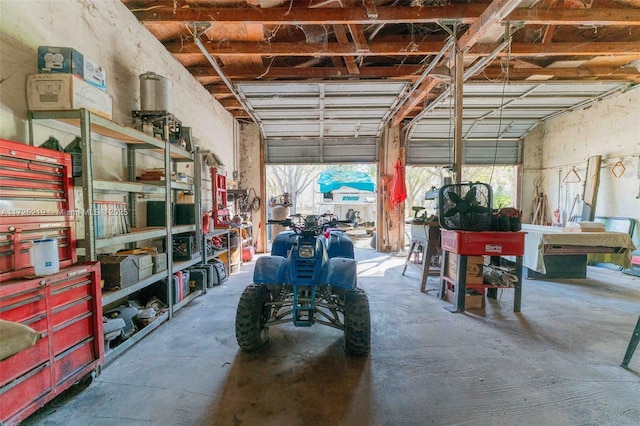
265 164 378 251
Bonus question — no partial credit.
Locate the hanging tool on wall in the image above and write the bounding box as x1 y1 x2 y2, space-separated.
562 167 581 184
531 176 547 225
561 166 582 223
610 158 626 179
581 155 602 221
532 192 547 225
567 194 580 223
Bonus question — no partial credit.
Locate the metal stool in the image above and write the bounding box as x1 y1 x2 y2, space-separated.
621 314 640 369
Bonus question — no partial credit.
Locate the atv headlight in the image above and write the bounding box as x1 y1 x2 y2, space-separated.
298 246 315 258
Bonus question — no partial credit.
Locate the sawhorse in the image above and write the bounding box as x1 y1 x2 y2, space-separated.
621 314 640 369
402 224 440 293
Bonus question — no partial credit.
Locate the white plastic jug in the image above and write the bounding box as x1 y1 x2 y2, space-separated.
31 239 59 276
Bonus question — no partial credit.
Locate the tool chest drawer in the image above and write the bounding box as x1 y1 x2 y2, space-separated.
0 139 77 283
0 262 103 425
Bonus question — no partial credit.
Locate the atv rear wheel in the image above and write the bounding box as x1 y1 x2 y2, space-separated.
344 287 371 355
236 284 272 351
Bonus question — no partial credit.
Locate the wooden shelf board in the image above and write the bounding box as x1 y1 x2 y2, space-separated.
101 270 169 306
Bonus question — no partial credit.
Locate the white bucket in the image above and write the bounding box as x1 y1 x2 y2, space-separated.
31 239 60 276
270 205 290 243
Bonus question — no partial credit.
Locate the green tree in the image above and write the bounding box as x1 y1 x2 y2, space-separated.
463 166 514 207
405 166 445 217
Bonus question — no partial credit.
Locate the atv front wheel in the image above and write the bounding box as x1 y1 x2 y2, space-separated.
236 284 272 351
344 288 371 355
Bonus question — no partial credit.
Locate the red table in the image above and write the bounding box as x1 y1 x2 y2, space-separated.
439 230 526 313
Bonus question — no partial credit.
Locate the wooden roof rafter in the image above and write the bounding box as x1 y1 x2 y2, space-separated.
132 5 640 26
167 40 640 56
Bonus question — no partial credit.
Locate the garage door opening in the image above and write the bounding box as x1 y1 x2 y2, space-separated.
265 164 378 251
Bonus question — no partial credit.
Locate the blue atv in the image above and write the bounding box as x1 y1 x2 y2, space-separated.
235 214 371 355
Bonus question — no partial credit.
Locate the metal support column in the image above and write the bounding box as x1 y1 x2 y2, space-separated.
80 109 96 261
164 120 174 319
453 49 464 184
194 151 203 254
127 146 136 250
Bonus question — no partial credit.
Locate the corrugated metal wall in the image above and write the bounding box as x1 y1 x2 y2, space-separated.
407 139 521 165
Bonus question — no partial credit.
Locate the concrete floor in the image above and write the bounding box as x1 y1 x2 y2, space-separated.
24 241 640 425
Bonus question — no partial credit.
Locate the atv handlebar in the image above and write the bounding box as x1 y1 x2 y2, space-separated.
267 215 351 237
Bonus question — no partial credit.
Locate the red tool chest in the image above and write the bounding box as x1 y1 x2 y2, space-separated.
0 262 104 425
210 167 229 227
0 139 77 282
441 229 526 256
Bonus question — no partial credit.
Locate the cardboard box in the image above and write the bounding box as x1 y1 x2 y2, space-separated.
445 285 485 309
38 46 84 77
446 254 484 285
82 58 107 91
27 74 112 120
177 191 195 204
38 46 107 90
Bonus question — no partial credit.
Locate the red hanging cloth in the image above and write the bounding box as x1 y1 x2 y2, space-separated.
390 158 407 206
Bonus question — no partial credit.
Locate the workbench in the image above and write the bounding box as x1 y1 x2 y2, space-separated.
521 225 636 279
439 230 526 313
402 221 440 293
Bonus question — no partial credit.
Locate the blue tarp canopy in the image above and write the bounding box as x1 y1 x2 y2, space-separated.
318 170 375 193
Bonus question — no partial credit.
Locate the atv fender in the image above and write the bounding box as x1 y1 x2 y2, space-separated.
326 231 355 259
326 257 357 289
271 231 298 257
253 256 286 283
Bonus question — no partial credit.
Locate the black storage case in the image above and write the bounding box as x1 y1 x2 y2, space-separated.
195 263 214 288
188 268 207 292
147 201 175 226
173 235 198 260
175 204 195 225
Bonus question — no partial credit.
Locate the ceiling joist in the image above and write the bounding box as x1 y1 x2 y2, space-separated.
124 0 640 127
194 65 640 81
457 0 524 51
391 77 442 128
133 6 640 26
168 41 640 57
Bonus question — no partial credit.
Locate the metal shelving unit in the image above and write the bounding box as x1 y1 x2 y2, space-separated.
29 108 204 362
228 223 253 274
203 228 230 273
103 311 169 366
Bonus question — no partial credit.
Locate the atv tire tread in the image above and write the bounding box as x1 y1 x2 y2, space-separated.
236 284 272 351
344 288 371 355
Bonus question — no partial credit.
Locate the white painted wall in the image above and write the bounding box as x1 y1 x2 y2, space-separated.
238 121 264 252
0 0 234 166
522 87 640 245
